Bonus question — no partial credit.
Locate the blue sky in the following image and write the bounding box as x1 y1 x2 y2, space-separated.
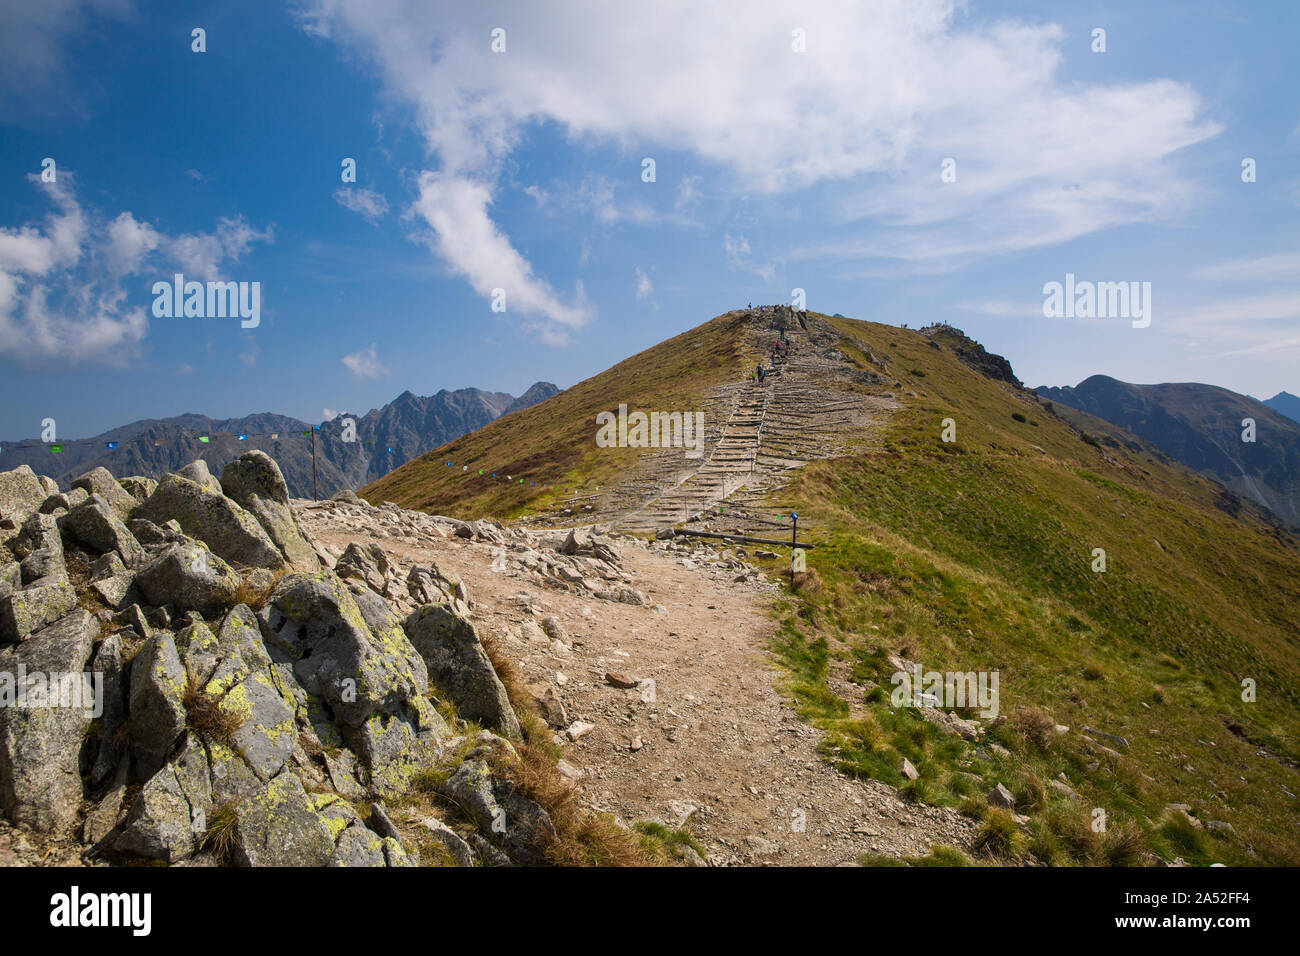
1 0 1297 439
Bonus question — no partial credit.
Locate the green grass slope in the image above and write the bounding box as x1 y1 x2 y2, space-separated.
766 315 1300 864
370 309 1300 864
362 311 753 517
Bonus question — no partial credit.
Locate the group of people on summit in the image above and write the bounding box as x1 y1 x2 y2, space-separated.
748 306 791 385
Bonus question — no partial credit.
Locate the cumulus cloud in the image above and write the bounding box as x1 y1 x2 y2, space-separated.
412 172 592 338
298 0 1218 280
104 212 161 276
334 186 390 224
165 217 273 279
0 175 272 365
342 341 389 380
635 266 654 302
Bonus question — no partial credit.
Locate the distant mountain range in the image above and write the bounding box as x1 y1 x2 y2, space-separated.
0 383 560 500
1036 375 1300 527
1263 390 1300 424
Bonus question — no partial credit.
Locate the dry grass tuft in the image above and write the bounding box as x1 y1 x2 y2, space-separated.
488 743 650 866
477 632 654 866
1008 705 1057 752
201 802 240 863
231 569 286 611
183 675 243 747
791 568 824 593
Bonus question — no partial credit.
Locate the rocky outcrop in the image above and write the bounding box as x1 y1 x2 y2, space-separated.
335 542 401 599
177 460 223 495
128 632 188 779
0 576 76 642
0 464 47 532
0 608 98 832
405 604 521 741
258 572 448 795
220 451 318 569
136 472 286 570
0 454 581 867
69 467 139 523
135 543 240 617
118 476 158 500
407 563 471 617
114 733 211 862
58 494 146 569
438 746 555 865
12 513 66 585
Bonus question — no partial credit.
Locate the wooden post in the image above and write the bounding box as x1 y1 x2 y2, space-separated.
311 427 318 502
790 512 799 588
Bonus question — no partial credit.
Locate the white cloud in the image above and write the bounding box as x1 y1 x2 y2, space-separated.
1197 253 1300 282
342 342 389 380
724 232 775 282
634 266 654 301
334 186 390 224
527 174 696 229
165 216 273 279
0 0 134 116
105 211 161 275
675 175 701 213
0 177 86 275
1178 292 1300 328
412 172 592 338
300 0 1218 277
0 176 271 365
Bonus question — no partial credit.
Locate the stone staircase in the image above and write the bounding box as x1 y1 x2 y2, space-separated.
609 312 895 534
617 387 768 532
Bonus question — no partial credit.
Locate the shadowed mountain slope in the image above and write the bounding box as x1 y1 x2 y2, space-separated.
1037 375 1300 527
0 384 559 500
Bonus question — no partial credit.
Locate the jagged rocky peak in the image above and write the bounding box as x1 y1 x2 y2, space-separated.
918 323 1023 388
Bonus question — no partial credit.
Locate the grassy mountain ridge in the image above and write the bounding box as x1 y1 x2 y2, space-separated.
362 312 753 515
371 309 1300 864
